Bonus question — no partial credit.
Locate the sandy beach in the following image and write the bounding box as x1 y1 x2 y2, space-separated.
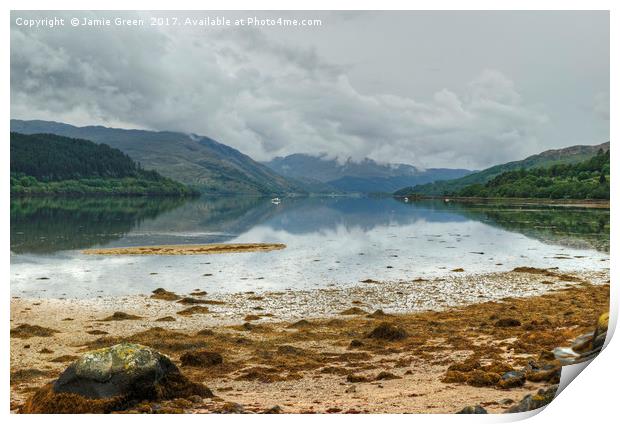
81 243 287 255
10 267 609 413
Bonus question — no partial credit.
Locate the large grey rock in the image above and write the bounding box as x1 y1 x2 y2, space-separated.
54 343 175 398
24 343 212 413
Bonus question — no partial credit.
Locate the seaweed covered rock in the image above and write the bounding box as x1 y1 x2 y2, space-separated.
288 319 311 329
340 307 367 315
367 309 389 319
524 360 561 384
494 318 521 328
10 324 59 339
22 343 212 413
180 350 223 367
151 288 181 301
367 322 408 341
506 385 557 413
443 358 517 388
466 370 501 387
101 312 141 321
348 339 364 349
497 371 526 389
447 358 480 373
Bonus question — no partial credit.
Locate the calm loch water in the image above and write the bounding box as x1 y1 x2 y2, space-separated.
10 196 610 299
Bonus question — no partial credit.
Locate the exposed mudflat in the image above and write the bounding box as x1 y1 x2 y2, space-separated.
10 269 609 413
81 243 286 256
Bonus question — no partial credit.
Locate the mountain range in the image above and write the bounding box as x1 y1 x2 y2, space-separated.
14 119 602 198
395 141 610 196
11 120 301 195
11 119 473 195
263 154 473 193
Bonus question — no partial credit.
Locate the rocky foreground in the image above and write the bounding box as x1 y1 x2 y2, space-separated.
10 269 609 414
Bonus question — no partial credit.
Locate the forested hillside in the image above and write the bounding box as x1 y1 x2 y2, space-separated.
10 132 197 196
11 120 304 195
457 149 609 199
395 142 609 197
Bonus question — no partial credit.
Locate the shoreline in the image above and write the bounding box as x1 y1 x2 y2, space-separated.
11 267 610 317
394 196 610 209
10 268 610 413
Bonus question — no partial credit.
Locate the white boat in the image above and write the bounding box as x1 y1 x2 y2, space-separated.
404 197 409 202
271 197 281 205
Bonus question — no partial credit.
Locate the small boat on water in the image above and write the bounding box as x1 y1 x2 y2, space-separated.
271 197 281 205
404 197 409 202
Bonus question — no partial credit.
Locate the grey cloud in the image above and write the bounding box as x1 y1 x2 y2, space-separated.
10 11 609 169
594 92 610 121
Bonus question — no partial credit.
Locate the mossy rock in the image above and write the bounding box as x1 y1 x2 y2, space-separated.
23 343 212 413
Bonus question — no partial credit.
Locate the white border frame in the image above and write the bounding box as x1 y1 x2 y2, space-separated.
2 2 616 423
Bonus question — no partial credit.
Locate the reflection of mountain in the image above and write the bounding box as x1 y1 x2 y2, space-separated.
10 196 286 254
254 198 608 254
11 195 609 255
10 197 188 253
134 197 471 238
400 200 610 252
260 197 468 234
125 196 282 242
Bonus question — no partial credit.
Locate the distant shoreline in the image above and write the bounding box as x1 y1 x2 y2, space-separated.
10 192 199 198
394 195 610 209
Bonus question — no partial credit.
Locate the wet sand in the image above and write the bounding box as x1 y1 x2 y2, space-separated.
10 269 609 413
81 243 286 256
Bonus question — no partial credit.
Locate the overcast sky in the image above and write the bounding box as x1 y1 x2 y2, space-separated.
11 11 609 169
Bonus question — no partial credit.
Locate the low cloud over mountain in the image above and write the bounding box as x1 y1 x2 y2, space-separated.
11 11 609 170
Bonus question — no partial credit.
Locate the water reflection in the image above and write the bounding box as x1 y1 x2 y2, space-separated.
10 196 277 253
11 196 610 254
10 196 609 299
440 202 609 252
10 197 187 254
